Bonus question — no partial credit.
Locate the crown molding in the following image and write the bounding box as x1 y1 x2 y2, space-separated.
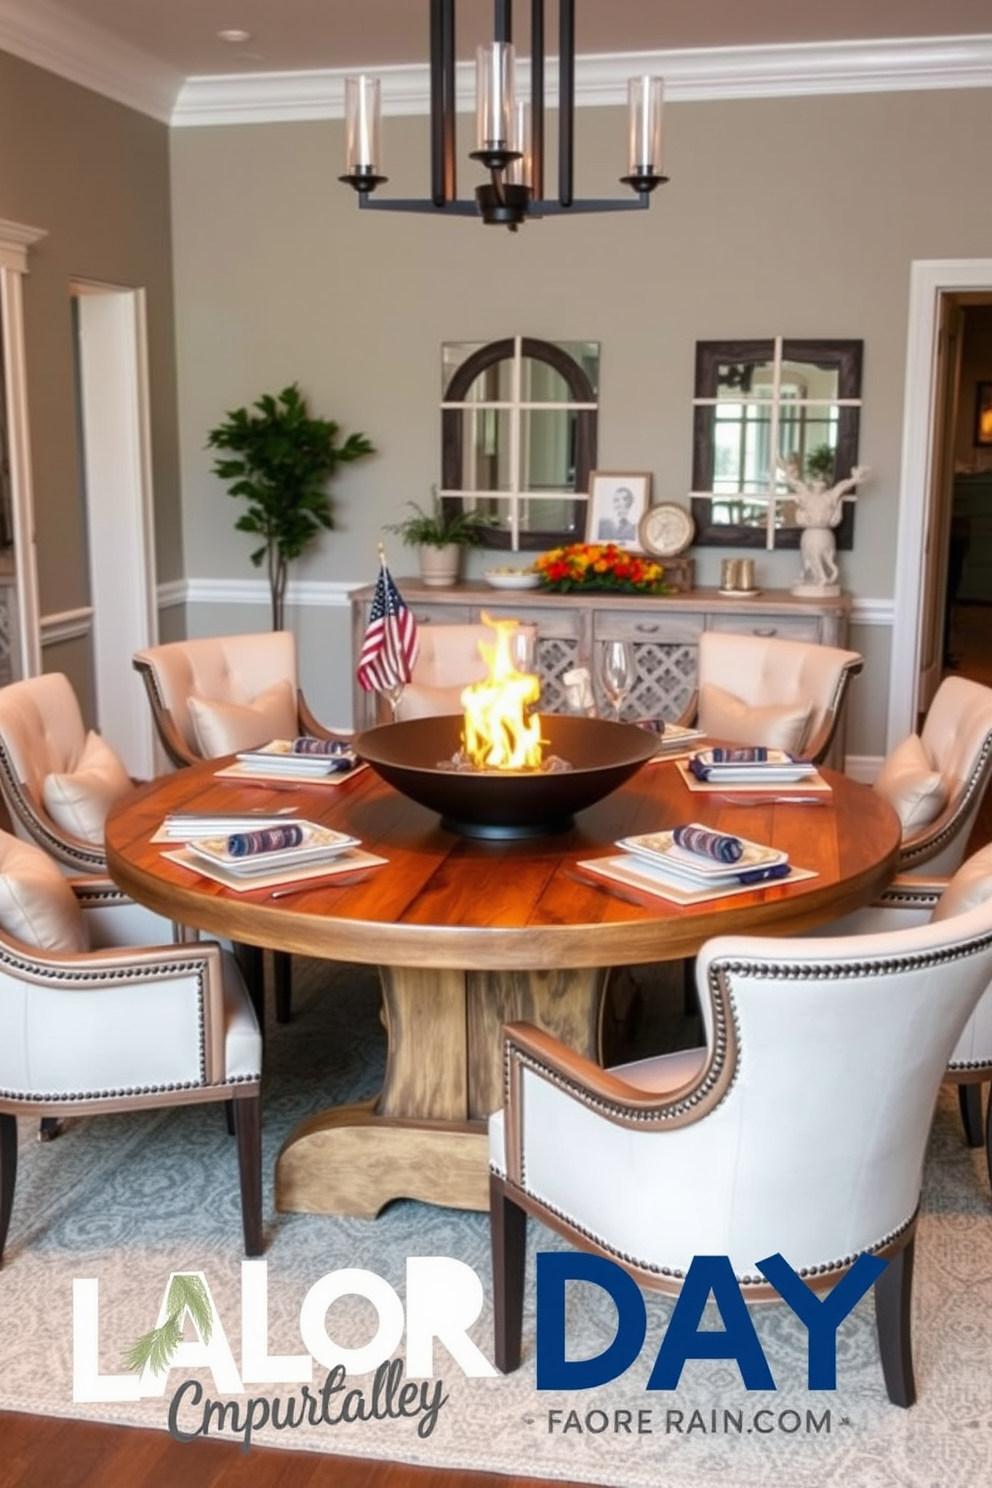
172 34 992 127
176 577 358 608
0 0 181 122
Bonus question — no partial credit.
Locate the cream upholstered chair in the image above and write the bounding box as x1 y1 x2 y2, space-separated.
872 675 992 877
132 631 347 1023
132 630 341 770
392 623 504 722
678 630 863 764
489 891 992 1406
0 673 136 877
0 830 263 1263
811 842 992 1188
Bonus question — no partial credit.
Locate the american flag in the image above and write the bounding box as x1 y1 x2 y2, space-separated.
356 558 420 692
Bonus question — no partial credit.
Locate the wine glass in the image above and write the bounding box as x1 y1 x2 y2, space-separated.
599 640 634 722
379 680 406 720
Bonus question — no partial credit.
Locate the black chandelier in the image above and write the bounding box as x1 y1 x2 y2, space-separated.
339 0 667 231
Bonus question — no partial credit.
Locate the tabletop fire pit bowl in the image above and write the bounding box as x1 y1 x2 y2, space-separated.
353 714 659 839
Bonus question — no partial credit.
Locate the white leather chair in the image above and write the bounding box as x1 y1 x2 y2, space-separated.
489 890 992 1406
811 842 992 1187
872 676 992 876
678 630 863 764
392 622 538 722
0 673 134 877
132 631 343 770
0 830 263 1263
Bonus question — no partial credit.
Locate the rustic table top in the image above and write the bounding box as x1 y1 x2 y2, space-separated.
106 754 902 972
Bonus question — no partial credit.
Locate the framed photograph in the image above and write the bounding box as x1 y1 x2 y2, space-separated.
975 382 992 447
585 471 652 549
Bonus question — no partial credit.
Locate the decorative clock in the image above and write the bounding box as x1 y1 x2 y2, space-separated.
638 503 696 558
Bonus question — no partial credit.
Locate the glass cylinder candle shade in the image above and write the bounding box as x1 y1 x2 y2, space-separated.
627 76 664 176
344 75 381 176
476 43 515 152
506 100 532 186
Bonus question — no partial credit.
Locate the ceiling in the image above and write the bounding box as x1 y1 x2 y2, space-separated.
23 0 992 78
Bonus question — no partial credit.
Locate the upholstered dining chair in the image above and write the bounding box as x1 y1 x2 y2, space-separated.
808 841 992 1189
489 892 992 1407
0 672 135 877
132 630 342 770
871 675 992 877
392 622 537 722
0 830 263 1263
676 630 864 765
132 631 347 1023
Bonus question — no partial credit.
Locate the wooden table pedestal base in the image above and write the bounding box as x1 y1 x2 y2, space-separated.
275 962 610 1217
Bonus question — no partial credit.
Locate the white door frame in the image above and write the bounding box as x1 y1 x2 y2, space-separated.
889 258 992 748
0 218 46 681
72 283 159 777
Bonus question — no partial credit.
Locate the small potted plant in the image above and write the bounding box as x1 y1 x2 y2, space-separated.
385 490 497 587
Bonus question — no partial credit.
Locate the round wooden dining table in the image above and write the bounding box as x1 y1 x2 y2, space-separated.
105 752 902 1218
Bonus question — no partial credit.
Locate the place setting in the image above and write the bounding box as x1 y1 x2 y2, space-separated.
676 744 833 796
157 818 387 893
577 821 817 906
213 735 369 786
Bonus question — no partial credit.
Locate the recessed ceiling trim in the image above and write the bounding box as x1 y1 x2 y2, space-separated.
172 35 992 128
0 0 181 121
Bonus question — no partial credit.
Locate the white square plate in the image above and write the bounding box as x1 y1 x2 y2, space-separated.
616 827 788 883
187 821 360 875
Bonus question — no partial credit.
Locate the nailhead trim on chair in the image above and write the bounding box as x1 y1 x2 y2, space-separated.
0 742 106 872
0 1070 260 1101
899 734 992 870
495 1174 918 1288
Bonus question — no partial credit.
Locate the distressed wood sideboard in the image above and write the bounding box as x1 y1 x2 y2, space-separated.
349 580 853 747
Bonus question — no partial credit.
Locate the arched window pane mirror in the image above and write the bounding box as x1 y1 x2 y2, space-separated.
441 336 599 551
690 337 863 549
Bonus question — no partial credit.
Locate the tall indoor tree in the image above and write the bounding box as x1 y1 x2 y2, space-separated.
207 383 374 630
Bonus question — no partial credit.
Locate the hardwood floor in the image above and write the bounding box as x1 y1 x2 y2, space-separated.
0 1412 590 1488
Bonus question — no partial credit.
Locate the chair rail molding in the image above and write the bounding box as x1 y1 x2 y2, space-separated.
39 606 93 647
178 577 359 609
890 258 992 749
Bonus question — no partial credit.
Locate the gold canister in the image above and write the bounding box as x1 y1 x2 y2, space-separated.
737 558 756 591
720 559 740 591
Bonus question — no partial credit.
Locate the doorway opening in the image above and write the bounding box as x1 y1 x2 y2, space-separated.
942 300 992 692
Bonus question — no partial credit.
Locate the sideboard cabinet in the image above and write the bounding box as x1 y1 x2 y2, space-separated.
349 581 852 747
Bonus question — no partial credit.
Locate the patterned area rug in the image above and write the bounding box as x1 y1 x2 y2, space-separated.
2 957 992 1487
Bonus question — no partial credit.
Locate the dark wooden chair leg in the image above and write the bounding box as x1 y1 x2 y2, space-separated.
274 951 293 1024
958 1081 984 1147
682 957 698 1018
0 1113 18 1266
234 943 265 1029
490 1173 527 1374
38 1117 62 1141
232 1095 263 1256
874 1235 916 1407
985 1084 992 1194
224 1101 236 1136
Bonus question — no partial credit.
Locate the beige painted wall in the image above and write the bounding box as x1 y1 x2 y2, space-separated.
0 49 180 721
170 87 991 749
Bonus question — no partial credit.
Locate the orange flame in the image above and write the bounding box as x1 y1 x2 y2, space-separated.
461 615 542 770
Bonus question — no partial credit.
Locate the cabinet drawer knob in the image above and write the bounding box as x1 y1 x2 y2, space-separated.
752 627 777 636
634 623 661 635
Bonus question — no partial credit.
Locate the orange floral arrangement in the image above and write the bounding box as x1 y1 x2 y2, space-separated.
533 542 669 595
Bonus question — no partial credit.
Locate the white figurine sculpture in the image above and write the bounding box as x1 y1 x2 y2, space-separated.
777 455 871 596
